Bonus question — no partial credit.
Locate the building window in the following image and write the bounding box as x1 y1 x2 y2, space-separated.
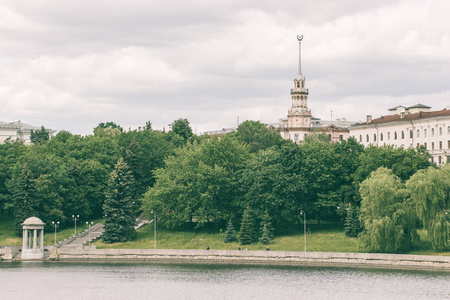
394 132 397 140
448 140 450 149
432 142 434 150
374 134 377 142
424 143 427 149
339 135 343 141
417 143 420 147
439 156 442 164
417 129 420 138
439 141 442 150
297 82 300 88
366 134 369 142
294 133 299 141
359 135 362 142
432 128 435 137
424 129 427 138
388 132 390 140
410 130 413 138
440 127 443 136
401 131 404 139
380 133 383 141
448 126 450 135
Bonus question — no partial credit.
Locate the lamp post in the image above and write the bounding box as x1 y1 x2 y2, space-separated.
72 215 79 236
86 221 93 246
300 210 306 252
51 221 60 246
151 210 156 250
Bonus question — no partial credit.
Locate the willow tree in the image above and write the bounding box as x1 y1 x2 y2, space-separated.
406 165 450 251
359 167 418 253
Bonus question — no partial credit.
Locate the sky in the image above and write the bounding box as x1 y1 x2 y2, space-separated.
0 0 449 135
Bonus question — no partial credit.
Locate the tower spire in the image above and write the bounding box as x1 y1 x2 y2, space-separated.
297 35 303 76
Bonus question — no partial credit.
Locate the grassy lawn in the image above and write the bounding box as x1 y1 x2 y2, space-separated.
94 221 362 252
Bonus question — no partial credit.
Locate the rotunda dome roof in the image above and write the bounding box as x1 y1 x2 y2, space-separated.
22 217 45 225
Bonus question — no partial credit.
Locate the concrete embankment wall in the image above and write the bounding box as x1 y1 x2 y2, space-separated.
53 248 450 271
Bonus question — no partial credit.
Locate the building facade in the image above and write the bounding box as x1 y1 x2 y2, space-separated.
350 104 450 165
0 121 55 145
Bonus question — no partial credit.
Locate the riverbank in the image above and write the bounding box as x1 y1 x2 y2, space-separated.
46 248 450 272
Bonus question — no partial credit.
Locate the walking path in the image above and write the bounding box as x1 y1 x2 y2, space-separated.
58 217 151 249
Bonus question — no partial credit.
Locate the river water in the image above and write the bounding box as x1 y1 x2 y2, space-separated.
0 262 449 300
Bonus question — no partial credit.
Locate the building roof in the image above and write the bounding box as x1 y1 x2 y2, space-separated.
353 108 450 127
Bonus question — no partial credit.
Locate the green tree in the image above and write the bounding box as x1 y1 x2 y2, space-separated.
93 122 123 137
406 165 450 250
234 120 285 153
0 139 28 217
169 118 193 142
30 126 50 145
430 212 450 251
238 207 256 245
343 205 361 238
223 219 237 243
143 135 249 228
359 167 418 253
258 211 274 244
103 158 137 243
7 163 36 235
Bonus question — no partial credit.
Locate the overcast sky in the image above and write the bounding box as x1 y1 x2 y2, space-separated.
1 0 449 135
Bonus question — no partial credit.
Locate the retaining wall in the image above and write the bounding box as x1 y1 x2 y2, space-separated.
52 248 450 271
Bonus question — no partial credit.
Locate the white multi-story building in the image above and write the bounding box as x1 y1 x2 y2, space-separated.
0 121 56 145
350 104 450 165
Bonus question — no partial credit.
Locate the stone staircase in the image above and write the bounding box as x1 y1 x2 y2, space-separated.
58 223 104 249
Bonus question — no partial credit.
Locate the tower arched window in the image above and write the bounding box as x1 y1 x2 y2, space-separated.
297 81 300 88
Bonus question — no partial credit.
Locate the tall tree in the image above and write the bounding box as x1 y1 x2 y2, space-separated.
7 164 36 235
359 167 418 253
238 207 256 245
103 158 136 243
169 118 193 142
406 165 450 250
234 120 285 153
30 126 50 145
143 135 249 228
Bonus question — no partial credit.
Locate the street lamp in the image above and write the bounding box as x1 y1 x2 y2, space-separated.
151 210 156 249
300 210 306 252
72 215 79 236
86 221 94 246
51 221 60 246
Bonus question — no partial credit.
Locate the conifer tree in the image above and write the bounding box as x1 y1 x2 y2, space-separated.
258 211 274 244
7 163 36 235
238 207 255 245
103 158 136 243
224 219 237 243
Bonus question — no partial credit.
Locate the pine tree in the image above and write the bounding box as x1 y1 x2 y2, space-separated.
121 138 144 214
103 158 137 243
238 208 255 245
259 211 274 244
224 219 237 243
7 164 36 235
344 206 361 237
